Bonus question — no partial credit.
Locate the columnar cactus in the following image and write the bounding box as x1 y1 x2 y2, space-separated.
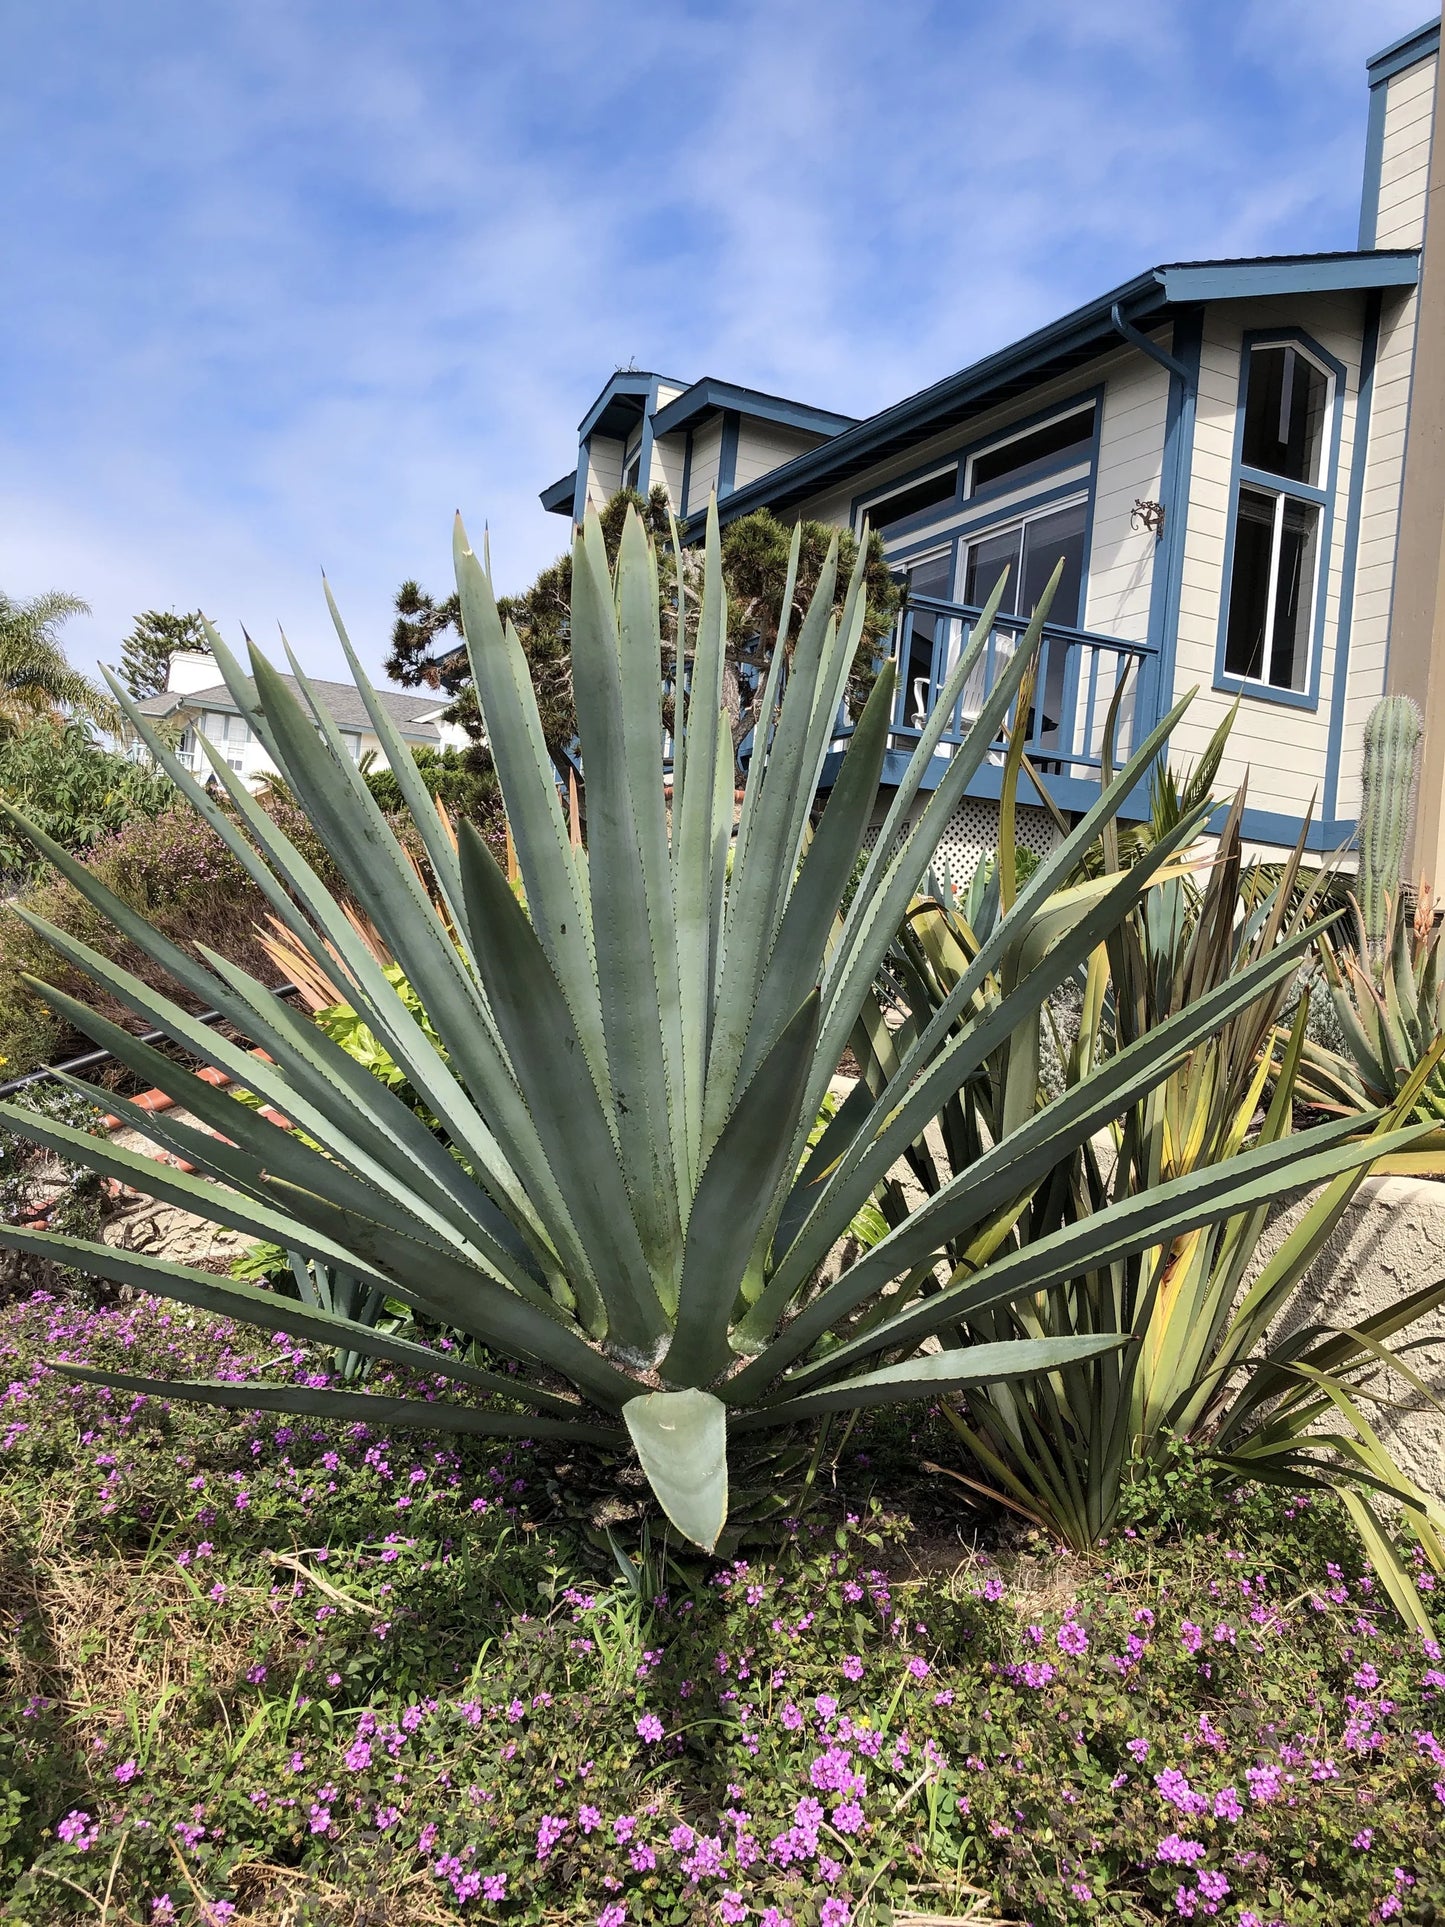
1358 695 1422 963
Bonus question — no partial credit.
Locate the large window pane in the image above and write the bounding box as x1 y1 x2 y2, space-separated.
963 527 1021 614
1269 498 1319 692
1223 487 1276 682
1020 500 1086 628
1241 344 1328 486
970 407 1095 497
865 468 958 533
902 551 954 713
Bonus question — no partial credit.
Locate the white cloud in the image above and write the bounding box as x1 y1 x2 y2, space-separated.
0 0 1429 684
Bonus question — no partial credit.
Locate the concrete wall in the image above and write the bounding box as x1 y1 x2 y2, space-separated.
1254 1173 1445 1506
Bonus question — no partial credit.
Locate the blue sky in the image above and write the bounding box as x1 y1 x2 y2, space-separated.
0 0 1428 688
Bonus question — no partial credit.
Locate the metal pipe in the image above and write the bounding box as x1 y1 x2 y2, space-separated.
0 983 301 1102
1110 302 1195 386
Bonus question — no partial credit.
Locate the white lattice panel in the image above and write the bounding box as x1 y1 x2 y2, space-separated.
862 796 1060 896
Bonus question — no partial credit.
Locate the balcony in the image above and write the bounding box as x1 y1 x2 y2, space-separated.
880 594 1161 815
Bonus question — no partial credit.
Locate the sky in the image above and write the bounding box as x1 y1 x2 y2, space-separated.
0 0 1431 689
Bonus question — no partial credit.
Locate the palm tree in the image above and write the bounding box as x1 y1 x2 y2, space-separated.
0 590 117 737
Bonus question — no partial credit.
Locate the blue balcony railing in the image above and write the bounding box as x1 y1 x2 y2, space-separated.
888 594 1159 792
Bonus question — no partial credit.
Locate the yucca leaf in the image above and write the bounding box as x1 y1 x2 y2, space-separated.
733 1333 1130 1428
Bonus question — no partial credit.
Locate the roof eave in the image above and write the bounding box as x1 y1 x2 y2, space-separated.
689 266 1167 531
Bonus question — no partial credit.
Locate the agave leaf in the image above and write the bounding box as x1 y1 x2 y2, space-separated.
735 663 895 1094
623 1388 729 1551
572 512 683 1298
51 1365 627 1447
755 1119 1423 1396
453 521 606 1073
455 819 667 1356
0 1227 583 1416
664 992 821 1387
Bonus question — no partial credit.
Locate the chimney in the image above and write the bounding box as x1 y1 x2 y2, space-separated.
165 649 218 696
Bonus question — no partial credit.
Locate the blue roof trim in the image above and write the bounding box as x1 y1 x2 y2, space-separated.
682 251 1423 537
1366 20 1440 87
1359 75 1390 248
684 267 1168 532
577 369 684 442
650 378 856 442
1158 253 1419 301
539 470 577 515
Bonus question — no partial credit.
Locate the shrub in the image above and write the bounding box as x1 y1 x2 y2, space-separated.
0 799 354 1081
0 721 175 887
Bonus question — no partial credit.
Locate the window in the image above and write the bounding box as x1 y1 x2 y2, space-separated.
967 406 1095 498
862 467 958 534
1221 340 1333 695
341 731 363 762
899 550 953 716
963 499 1086 628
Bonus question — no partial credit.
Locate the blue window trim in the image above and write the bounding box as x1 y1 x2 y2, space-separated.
1142 309 1203 744
1323 290 1382 823
1212 328 1348 714
848 384 1104 548
717 410 741 498
679 429 694 521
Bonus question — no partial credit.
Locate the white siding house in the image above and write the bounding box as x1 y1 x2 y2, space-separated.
540 20 1442 877
132 649 457 791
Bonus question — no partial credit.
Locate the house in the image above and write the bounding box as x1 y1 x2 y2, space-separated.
131 648 459 789
542 20 1445 883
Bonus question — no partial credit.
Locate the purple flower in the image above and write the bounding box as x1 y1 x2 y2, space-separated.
114 1759 138 1784
1057 1620 1088 1657
820 1901 852 1927
1156 1834 1205 1865
597 1908 627 1927
482 1875 507 1902
720 1895 748 1925
635 1713 664 1744
1212 1786 1242 1821
579 1804 601 1833
536 1814 568 1860
57 1810 99 1851
906 1656 930 1680
841 1655 864 1682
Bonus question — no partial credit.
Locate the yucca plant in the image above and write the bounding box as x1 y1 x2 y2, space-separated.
0 507 1420 1551
866 761 1445 1624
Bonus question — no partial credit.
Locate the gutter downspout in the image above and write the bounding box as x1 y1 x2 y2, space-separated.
1109 302 1194 385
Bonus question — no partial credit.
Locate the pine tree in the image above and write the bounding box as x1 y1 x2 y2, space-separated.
118 609 211 702
386 489 899 781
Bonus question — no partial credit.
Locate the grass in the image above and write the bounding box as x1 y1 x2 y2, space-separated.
2 1286 1444 1926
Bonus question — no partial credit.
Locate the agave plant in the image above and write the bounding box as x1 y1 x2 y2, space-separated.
865 763 1445 1624
1294 886 1445 1152
0 507 1419 1551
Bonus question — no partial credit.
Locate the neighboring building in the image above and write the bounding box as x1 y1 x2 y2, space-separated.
542 19 1443 878
131 648 457 789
